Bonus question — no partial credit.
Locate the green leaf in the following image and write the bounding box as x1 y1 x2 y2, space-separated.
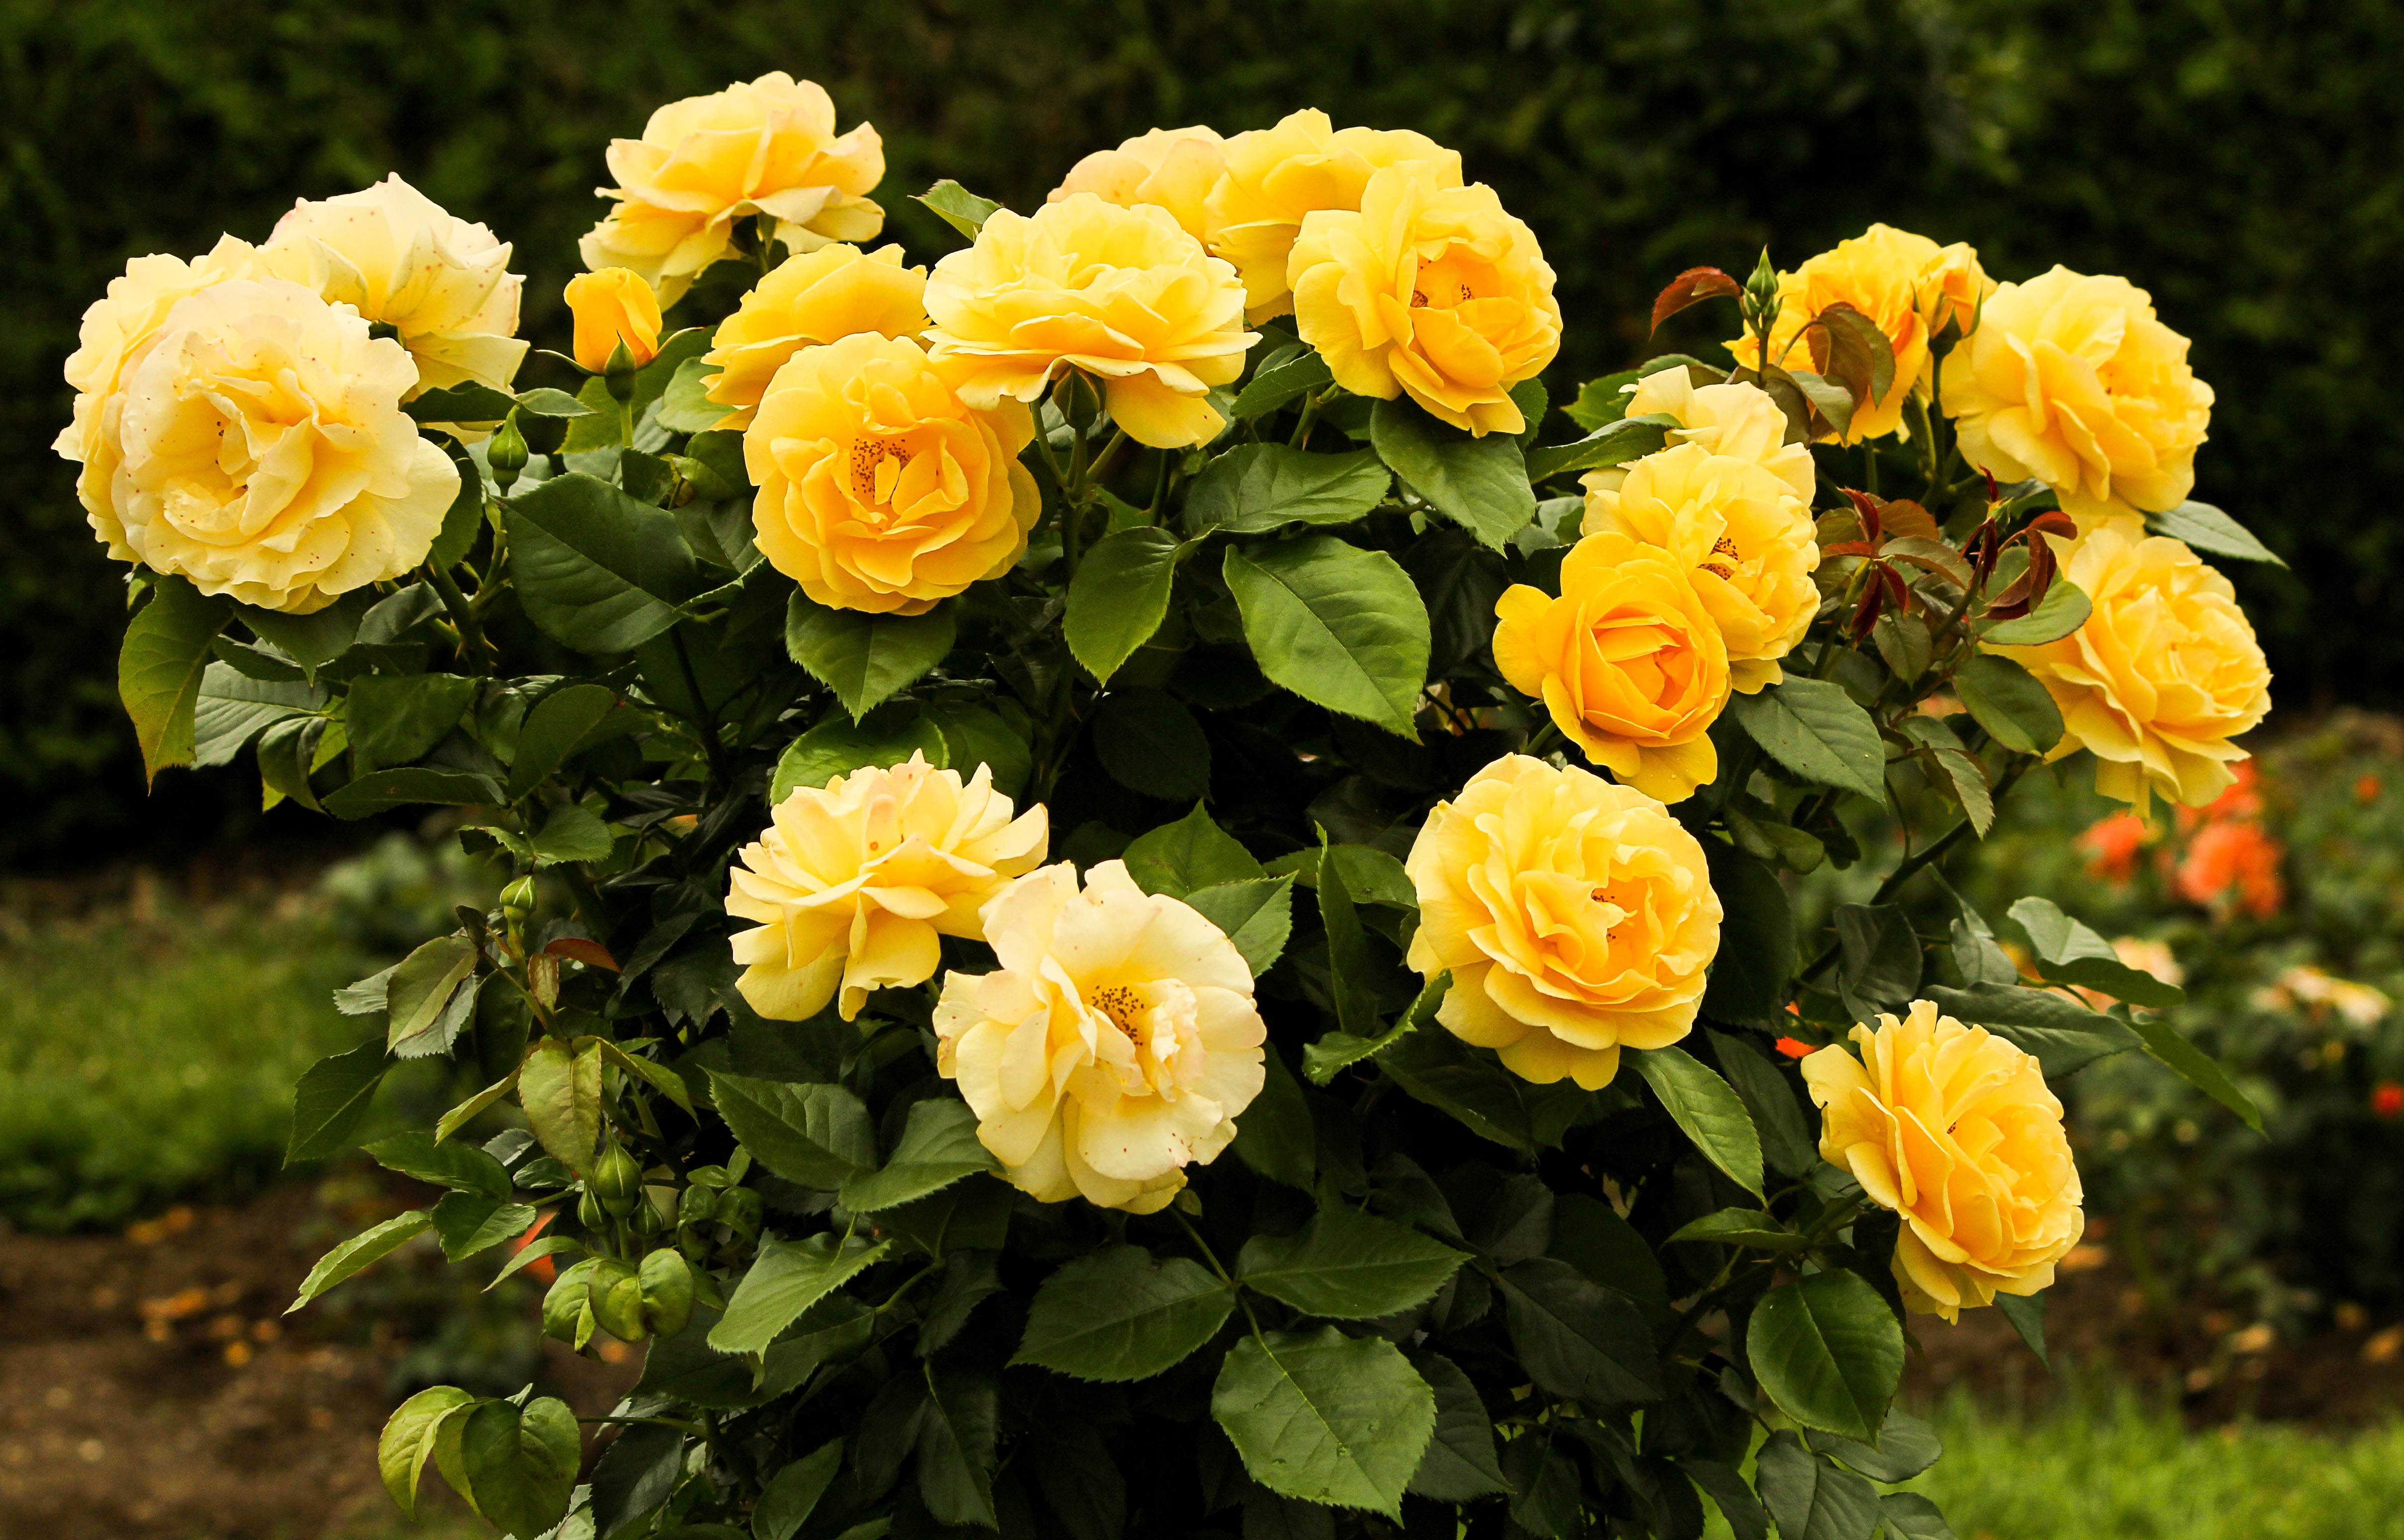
366 1131 512 1198
916 1369 1002 1528
322 767 504 819
2147 498 2286 567
754 1440 844 1540
590 1421 687 1540
1317 832 1381 1043
1805 1408 1943 1483
379 1386 476 1518
1700 843 1794 1028
784 592 956 719
708 1072 878 1188
1834 903 1922 1025
1550 1193 1670 1317
839 1097 1001 1213
460 1396 581 1540
505 472 701 653
348 673 479 775
286 1039 389 1164
1065 528 1187 684
1984 578 2092 645
529 802 615 866
1376 1029 1552 1155
1753 1431 1883 1540
1184 444 1391 535
2008 896 2185 1008
1523 413 1678 484
1879 1493 1961 1540
385 934 480 1058
1223 537 1429 739
1685 1457 1770 1540
406 381 516 424
507 682 621 797
655 355 728 435
1210 1327 1436 1518
236 588 374 677
514 386 596 419
1746 1272 1905 1442
1995 1290 2050 1368
1121 802 1266 897
709 1232 891 1356
1630 1046 1764 1199
1015 1245 1235 1381
430 1192 541 1262
916 179 1002 239
119 576 232 785
1953 654 2065 755
1404 1350 1506 1501
192 663 322 767
488 1236 581 1292
1232 1046 1317 1191
1901 717 1994 836
1496 1256 1661 1404
1185 876 1297 975
1237 1204 1465 1319
288 1210 432 1312
770 708 948 804
1232 350 1334 419
1091 687 1211 801
520 1037 603 1174
1369 397 1535 548
1708 1030 1817 1179
921 700 1033 799
1731 678 1888 803
1922 982 2143 1077
1305 970 1445 1085
1268 844 1419 908
2126 1010 2263 1130
1561 358 1712 431
1665 1208 1809 1252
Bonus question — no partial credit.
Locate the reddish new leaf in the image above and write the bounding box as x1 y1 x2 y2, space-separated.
1651 267 1742 335
543 937 621 972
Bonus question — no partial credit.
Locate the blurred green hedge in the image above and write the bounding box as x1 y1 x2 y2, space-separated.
1 0 2391 865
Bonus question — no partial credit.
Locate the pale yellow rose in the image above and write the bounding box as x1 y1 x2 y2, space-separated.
922 193 1256 450
564 268 663 373
1405 755 1721 1090
1050 126 1227 245
1203 109 1461 322
1493 531 1731 803
1802 1000 2085 1322
934 859 1266 1214
1583 443 1819 694
1939 266 2213 529
701 243 928 430
744 331 1040 613
726 753 1048 1023
1582 371 1814 504
262 174 527 404
60 275 457 613
1289 164 1561 436
580 72 886 305
1990 526 2269 814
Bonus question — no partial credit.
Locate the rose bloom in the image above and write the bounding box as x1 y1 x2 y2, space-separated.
1991 528 2270 814
922 193 1256 450
262 174 527 405
1728 224 1992 444
60 274 459 613
1204 109 1460 322
934 860 1267 1214
702 243 928 429
1803 1000 2085 1323
580 72 885 304
1582 371 1814 504
1493 531 1732 803
2174 818 2285 919
1289 164 1561 435
725 753 1048 1023
2174 757 2263 833
1050 126 1227 245
1404 755 1721 1089
1939 266 2213 528
744 332 1040 614
564 268 663 372
2375 1084 2404 1121
1582 441 1819 692
2076 811 2152 882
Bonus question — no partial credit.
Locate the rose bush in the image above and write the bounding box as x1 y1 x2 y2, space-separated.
78 81 2285 1540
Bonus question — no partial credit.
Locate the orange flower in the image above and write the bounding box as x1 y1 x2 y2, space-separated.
2175 759 2263 833
2375 1084 2404 1120
2358 773 2383 805
1774 1036 1814 1060
2174 819 2284 919
2077 812 2151 883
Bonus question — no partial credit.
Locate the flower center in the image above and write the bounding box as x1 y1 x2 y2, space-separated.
849 436 912 504
1088 984 1144 1037
1701 535 1741 580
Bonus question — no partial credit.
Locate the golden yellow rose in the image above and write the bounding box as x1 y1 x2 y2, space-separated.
701 243 928 430
1493 531 1731 803
580 72 885 305
1802 1000 2085 1323
1583 371 1814 504
1990 526 2270 814
1405 755 1721 1090
1204 109 1461 322
726 753 1048 1023
1939 266 2214 529
934 859 1267 1214
1050 125 1227 245
58 274 458 614
1729 223 1989 444
262 174 527 405
744 331 1040 614
564 268 663 373
922 193 1256 450
1289 164 1561 436
1916 240 1991 339
1583 442 1819 693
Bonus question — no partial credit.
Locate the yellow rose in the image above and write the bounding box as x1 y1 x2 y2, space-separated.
744 331 1040 613
1917 240 1992 340
1939 266 2213 529
564 268 663 373
1405 755 1721 1090
1289 164 1561 436
1204 109 1461 322
580 72 885 305
701 243 928 430
1989 526 2269 814
1583 442 1819 693
262 174 527 404
58 276 458 613
1050 125 1227 245
922 193 1256 450
725 753 1048 1023
935 859 1267 1214
1729 223 1987 444
1802 1000 2085 1323
1582 371 1814 504
1492 531 1731 803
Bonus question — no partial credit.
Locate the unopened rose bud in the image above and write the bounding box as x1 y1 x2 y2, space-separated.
564 268 663 376
639 1248 697 1339
591 1145 645 1215
487 416 528 491
588 1258 649 1342
501 875 537 916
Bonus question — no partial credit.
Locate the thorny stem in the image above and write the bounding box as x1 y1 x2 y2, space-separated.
424 560 490 672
